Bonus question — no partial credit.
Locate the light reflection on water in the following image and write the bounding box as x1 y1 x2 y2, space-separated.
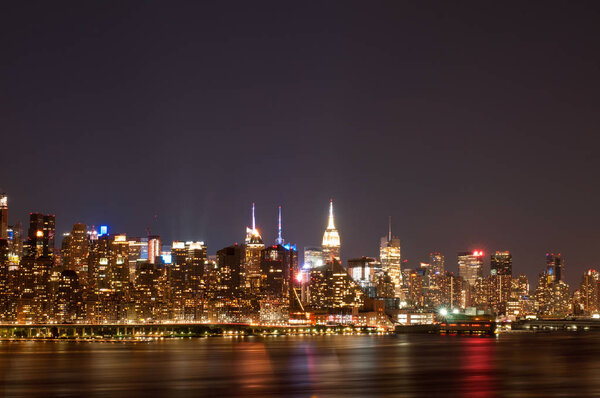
0 334 600 397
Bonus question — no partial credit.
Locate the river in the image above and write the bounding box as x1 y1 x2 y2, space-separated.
0 333 598 397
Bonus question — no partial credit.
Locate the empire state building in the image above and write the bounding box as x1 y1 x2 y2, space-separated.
322 199 340 262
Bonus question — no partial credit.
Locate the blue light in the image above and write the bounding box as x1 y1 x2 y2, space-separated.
99 225 108 236
283 243 297 251
162 254 172 264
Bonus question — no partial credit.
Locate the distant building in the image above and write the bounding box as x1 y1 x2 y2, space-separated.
304 246 324 269
429 252 444 275
322 199 340 262
545 252 564 283
458 251 484 285
62 223 89 274
0 194 7 240
244 203 265 293
148 235 161 265
380 217 401 298
347 256 380 298
490 251 512 276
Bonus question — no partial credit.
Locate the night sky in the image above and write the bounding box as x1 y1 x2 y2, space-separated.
2 2 600 285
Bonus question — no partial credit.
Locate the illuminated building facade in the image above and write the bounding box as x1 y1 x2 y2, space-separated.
304 246 324 269
61 223 89 274
148 235 161 265
545 252 564 283
491 251 512 276
380 217 402 298
347 256 380 298
0 193 7 239
244 203 265 293
458 251 484 286
309 259 363 310
430 252 444 275
322 199 340 262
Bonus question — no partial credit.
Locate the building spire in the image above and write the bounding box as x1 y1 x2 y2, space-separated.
388 215 392 241
251 202 256 231
327 198 335 229
276 205 283 245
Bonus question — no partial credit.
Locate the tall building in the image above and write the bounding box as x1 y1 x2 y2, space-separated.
322 199 340 262
260 244 298 302
458 251 484 285
24 213 55 258
148 235 161 265
490 251 512 276
244 203 265 292
304 247 324 269
347 256 380 298
216 244 244 295
545 252 564 283
128 237 148 282
430 252 445 275
380 217 401 298
0 193 7 240
62 223 90 274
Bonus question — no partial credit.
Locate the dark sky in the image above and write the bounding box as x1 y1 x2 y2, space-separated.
2 2 600 285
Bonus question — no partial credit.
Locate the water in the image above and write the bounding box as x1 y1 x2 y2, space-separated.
0 333 598 397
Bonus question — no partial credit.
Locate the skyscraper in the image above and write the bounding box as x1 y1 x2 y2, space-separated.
458 251 484 285
244 203 265 292
545 252 564 283
380 217 401 298
62 223 90 274
322 199 340 262
0 193 7 240
148 235 161 265
23 213 55 258
304 247 324 269
430 252 445 275
491 251 512 276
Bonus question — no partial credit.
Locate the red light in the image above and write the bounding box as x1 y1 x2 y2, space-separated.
473 250 484 257
295 272 304 283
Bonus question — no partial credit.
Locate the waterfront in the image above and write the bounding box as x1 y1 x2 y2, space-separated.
1 334 599 397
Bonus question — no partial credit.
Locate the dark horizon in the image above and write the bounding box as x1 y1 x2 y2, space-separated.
3 1 600 286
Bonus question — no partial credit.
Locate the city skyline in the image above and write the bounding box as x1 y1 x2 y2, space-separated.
0 190 587 286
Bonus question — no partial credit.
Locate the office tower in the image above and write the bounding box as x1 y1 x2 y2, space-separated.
430 252 445 275
128 237 148 282
17 213 55 322
216 244 245 295
545 252 564 283
24 213 55 258
380 217 401 298
322 199 341 262
347 256 380 298
0 193 7 239
309 259 363 310
578 269 600 315
7 221 23 264
458 251 484 285
259 244 298 302
304 246 324 269
62 223 89 274
244 203 265 292
491 251 512 276
133 261 161 321
535 272 571 316
87 233 130 321
54 270 83 323
148 235 161 265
